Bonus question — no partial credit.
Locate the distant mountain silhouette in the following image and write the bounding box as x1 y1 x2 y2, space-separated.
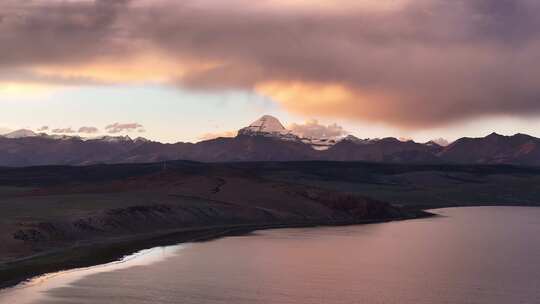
438 133 540 165
1 116 540 166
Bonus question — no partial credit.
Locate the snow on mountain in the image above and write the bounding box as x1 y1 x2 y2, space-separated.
0 116 447 154
238 115 348 150
134 137 151 143
3 129 37 138
238 115 299 141
300 137 340 151
428 138 450 147
2 130 144 144
341 135 375 145
1 130 139 143
88 135 133 143
239 115 287 134
39 133 81 141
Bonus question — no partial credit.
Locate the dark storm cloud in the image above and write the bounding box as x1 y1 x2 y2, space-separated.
0 0 131 66
2 0 540 128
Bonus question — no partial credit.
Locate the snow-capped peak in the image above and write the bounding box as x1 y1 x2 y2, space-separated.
238 115 393 150
3 129 37 138
238 115 302 143
134 137 150 143
242 115 286 134
427 138 450 147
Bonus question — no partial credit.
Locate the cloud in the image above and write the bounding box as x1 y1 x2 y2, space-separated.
289 120 347 139
78 126 100 134
198 130 237 141
37 126 49 131
3 0 540 128
0 127 12 135
0 0 130 67
52 127 76 134
105 122 144 133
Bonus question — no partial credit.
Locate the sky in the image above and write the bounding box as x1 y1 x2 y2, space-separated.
1 0 540 143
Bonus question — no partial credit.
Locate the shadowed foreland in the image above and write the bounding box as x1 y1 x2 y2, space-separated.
1 160 539 288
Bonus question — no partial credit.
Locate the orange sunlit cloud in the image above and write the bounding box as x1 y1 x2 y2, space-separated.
31 54 222 85
255 81 403 126
2 0 540 129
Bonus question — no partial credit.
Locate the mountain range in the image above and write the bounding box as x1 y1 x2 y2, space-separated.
2 115 540 167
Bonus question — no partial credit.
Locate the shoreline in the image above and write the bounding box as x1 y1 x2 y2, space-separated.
0 211 434 291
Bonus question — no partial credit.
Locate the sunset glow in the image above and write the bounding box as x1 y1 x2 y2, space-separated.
2 0 540 142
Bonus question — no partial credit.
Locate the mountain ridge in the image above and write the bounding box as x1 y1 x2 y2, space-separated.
1 115 540 166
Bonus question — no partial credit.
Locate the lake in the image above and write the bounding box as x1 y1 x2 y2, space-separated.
2 207 540 304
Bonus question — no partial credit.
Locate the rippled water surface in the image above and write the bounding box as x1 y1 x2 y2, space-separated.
2 207 540 304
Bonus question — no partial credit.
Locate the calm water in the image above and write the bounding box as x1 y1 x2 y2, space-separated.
2 207 540 304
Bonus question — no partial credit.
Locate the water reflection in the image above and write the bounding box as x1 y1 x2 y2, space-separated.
0 245 183 304
2 207 540 304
